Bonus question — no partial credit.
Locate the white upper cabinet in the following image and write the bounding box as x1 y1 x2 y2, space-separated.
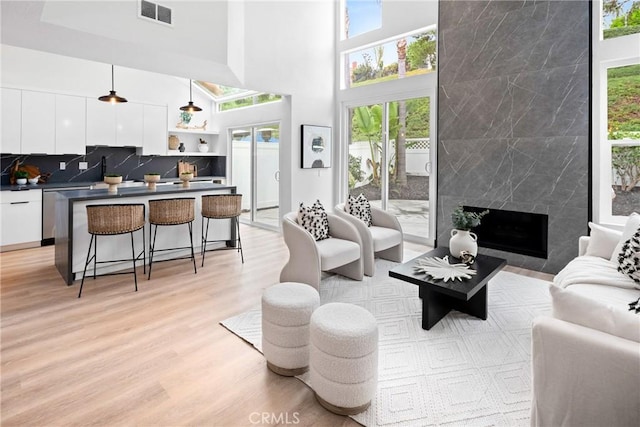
55 94 86 154
21 90 55 154
116 102 143 147
142 104 168 155
86 98 116 146
1 88 21 154
87 99 144 147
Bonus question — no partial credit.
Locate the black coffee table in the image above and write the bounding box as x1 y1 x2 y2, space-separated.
389 247 506 330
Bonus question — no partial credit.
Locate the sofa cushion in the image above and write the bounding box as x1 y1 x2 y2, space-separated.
610 212 640 262
585 222 622 259
550 285 640 343
345 194 372 227
316 237 360 271
617 228 640 287
298 200 329 241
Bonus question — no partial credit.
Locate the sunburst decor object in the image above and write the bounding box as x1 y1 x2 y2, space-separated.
413 256 477 282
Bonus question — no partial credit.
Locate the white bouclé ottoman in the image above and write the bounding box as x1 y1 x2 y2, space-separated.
261 282 320 376
309 302 378 415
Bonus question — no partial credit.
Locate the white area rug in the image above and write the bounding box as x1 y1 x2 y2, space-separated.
221 257 552 427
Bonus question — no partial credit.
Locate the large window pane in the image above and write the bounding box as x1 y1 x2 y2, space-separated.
344 29 436 88
348 103 382 205
608 64 640 216
343 0 382 39
603 0 640 39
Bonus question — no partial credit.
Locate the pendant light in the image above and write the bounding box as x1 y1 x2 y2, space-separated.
180 79 202 112
98 65 128 103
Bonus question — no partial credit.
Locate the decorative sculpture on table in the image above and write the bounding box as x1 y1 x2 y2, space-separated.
413 256 477 282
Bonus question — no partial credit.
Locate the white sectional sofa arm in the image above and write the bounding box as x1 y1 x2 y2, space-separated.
578 235 590 257
280 213 322 286
531 316 640 427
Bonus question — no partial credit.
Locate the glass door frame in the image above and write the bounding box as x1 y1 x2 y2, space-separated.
229 121 281 231
339 88 437 246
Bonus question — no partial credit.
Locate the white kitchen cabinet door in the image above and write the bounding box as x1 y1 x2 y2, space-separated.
142 105 167 155
55 94 86 154
86 98 116 146
1 88 21 154
21 91 55 154
116 102 143 147
0 190 42 247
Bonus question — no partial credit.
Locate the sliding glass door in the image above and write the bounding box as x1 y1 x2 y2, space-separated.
231 123 280 229
347 96 433 242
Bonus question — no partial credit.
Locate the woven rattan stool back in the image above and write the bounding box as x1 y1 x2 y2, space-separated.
86 204 145 235
149 198 195 225
201 194 242 219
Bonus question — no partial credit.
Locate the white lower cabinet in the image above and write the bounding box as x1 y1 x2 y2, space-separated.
1 190 42 248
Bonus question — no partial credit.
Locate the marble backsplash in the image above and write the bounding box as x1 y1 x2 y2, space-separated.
437 0 590 274
1 146 226 185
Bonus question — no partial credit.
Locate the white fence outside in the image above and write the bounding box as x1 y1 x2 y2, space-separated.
349 138 431 183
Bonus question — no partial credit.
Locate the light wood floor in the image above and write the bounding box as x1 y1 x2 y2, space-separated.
0 226 552 426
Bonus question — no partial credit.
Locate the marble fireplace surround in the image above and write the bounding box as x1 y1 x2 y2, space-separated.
436 1 590 274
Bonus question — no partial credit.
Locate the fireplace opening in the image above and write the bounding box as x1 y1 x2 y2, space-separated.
463 206 548 259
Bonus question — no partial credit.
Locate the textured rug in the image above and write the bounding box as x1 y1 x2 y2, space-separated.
221 257 552 427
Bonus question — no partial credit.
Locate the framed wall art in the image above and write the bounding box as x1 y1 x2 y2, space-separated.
301 124 332 169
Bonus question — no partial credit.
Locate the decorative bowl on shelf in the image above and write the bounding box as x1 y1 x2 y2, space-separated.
104 175 122 193
198 143 209 153
180 172 193 188
144 173 161 190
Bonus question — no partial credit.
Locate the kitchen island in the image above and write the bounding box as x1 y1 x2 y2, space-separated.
55 182 237 285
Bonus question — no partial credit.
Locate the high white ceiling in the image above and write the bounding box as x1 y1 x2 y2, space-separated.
0 0 245 87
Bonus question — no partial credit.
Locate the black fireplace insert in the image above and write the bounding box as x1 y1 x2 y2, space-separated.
463 206 548 259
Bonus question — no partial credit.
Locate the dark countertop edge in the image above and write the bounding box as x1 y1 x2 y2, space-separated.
57 183 236 202
0 176 226 191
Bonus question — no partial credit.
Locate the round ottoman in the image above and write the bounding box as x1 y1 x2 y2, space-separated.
309 302 378 415
261 282 320 376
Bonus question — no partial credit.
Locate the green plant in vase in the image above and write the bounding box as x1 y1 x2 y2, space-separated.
14 170 28 185
180 111 192 125
449 206 489 258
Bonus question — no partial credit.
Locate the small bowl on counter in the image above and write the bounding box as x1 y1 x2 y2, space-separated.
28 177 40 185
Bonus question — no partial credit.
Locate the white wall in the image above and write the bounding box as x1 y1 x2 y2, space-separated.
0 45 214 128
241 1 336 214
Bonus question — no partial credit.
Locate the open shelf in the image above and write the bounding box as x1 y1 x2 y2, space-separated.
168 128 219 135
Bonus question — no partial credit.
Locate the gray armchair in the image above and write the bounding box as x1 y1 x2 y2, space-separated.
280 211 363 289
335 203 403 276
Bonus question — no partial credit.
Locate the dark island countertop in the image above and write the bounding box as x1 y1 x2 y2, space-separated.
1 176 225 192
56 182 236 202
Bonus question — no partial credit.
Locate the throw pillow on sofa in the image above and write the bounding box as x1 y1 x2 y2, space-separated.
618 228 640 287
345 193 372 226
610 212 640 263
585 222 622 259
298 200 329 241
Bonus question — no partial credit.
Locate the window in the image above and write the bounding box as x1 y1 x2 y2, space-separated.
343 0 382 39
608 64 640 216
594 1 640 224
344 29 436 89
603 0 640 39
218 94 282 112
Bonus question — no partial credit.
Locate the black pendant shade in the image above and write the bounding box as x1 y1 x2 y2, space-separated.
180 80 202 112
98 65 127 103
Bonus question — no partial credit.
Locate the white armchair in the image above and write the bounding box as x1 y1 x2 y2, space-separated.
280 211 363 289
335 203 403 276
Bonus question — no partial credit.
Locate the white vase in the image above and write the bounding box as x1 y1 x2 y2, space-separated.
198 144 208 153
449 229 478 258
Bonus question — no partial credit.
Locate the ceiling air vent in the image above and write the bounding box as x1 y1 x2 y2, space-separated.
139 0 173 26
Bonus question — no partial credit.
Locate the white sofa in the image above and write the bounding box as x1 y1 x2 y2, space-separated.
531 222 640 427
